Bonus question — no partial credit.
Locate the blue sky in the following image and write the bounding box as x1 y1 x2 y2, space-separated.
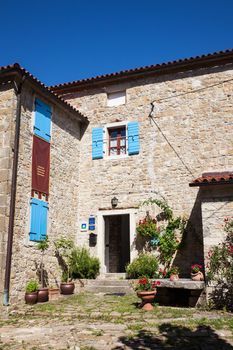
1 0 232 85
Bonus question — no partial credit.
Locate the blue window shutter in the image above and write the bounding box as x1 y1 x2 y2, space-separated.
29 198 41 241
29 198 48 241
92 127 103 159
34 98 52 142
128 121 140 155
40 201 49 240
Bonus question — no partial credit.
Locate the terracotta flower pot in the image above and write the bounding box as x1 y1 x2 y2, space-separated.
137 290 157 311
170 274 179 281
60 282 75 295
191 271 204 281
25 291 38 305
49 288 60 301
38 288 49 303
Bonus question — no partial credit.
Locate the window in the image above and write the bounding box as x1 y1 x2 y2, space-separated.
108 126 126 156
107 91 126 107
29 198 48 241
92 121 139 159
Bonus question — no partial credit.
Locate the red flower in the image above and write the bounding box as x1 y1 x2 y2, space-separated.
139 277 148 285
152 281 161 288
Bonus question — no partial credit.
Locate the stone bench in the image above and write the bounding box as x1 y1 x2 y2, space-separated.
154 279 206 307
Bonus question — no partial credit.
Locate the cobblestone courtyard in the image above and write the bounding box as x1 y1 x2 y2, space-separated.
0 293 233 350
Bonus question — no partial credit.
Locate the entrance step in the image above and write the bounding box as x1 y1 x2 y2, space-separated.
82 278 133 295
98 273 126 280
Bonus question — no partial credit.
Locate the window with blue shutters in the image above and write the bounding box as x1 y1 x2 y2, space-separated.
34 98 52 142
29 198 49 241
92 121 139 159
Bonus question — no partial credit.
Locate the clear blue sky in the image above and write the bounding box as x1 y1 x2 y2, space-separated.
1 0 232 85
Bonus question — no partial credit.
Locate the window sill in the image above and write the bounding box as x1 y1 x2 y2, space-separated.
104 154 129 160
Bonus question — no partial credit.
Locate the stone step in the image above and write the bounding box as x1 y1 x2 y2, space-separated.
98 273 126 280
84 279 130 286
84 285 133 294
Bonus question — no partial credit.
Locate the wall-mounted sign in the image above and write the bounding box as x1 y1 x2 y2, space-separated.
89 216 96 231
80 222 88 232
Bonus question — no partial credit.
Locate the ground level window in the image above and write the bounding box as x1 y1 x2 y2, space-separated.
108 127 126 156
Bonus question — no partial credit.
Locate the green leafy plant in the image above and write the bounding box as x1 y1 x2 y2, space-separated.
36 236 49 288
142 199 173 221
126 253 159 279
26 280 38 293
137 198 187 271
54 237 74 282
134 277 161 291
206 218 233 311
167 266 179 276
69 247 100 279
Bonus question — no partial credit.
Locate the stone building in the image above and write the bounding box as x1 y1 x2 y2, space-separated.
0 64 88 303
1 49 233 303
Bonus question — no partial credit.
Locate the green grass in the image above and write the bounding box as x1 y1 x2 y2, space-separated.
1 292 233 334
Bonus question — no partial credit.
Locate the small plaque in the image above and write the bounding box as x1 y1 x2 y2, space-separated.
89 225 95 231
80 222 88 232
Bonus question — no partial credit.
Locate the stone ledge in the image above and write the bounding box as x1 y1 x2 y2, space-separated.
154 278 205 290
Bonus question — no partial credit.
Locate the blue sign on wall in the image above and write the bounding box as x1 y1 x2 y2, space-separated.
89 216 95 231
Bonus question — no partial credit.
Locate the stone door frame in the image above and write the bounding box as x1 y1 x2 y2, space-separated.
97 208 137 273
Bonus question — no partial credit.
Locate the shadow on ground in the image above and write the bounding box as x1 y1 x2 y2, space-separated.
113 324 233 349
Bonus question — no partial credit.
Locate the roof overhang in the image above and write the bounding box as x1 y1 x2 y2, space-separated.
51 49 233 94
189 172 233 187
0 63 89 125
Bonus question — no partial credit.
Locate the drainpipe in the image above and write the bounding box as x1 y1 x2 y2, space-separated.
3 75 25 306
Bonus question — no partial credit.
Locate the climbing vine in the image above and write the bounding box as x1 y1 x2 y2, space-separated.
137 198 187 270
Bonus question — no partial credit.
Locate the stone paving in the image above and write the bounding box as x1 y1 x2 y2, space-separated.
0 293 233 349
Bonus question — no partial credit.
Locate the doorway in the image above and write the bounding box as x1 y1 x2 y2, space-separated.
104 214 130 273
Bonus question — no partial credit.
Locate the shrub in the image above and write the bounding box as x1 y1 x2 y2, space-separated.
54 237 74 282
69 247 100 279
26 280 38 293
126 253 159 279
206 218 233 311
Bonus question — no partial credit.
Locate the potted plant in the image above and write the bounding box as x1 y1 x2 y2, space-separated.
36 237 49 302
25 280 38 305
168 266 179 281
191 264 204 281
135 277 160 311
48 271 60 300
48 285 60 300
54 237 75 295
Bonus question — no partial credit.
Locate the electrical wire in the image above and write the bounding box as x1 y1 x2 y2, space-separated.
150 76 233 105
149 116 195 177
148 75 233 177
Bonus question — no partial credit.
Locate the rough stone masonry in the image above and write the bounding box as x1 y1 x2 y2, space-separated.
1 51 233 302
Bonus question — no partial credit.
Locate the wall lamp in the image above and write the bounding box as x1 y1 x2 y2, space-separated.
111 196 118 208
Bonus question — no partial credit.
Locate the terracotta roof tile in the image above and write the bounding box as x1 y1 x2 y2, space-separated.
189 172 233 187
51 48 233 93
0 63 88 124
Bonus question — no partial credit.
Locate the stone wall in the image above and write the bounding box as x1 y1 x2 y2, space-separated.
63 63 233 275
0 85 16 298
201 185 233 267
9 83 82 302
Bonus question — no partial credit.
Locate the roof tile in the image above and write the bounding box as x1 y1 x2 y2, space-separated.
190 172 233 187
